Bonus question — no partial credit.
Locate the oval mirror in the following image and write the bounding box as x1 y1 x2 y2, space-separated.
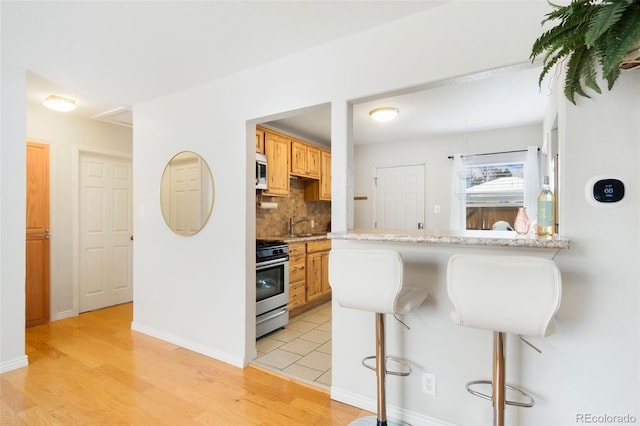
160 151 215 236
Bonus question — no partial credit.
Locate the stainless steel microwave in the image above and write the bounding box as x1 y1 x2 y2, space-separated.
256 153 267 189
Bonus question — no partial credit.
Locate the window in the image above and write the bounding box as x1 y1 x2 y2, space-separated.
452 149 538 231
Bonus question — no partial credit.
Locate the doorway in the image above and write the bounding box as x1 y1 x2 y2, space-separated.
26 142 50 327
78 151 133 312
374 164 426 230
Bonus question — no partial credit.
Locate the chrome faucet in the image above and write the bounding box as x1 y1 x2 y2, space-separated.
289 216 310 235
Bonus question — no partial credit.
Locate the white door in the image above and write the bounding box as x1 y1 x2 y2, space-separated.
374 164 426 230
79 152 133 312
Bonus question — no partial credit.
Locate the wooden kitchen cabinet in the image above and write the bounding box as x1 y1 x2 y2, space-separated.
305 239 331 302
288 239 331 317
320 150 331 199
291 140 320 179
288 242 306 309
255 129 265 154
304 149 331 201
262 131 290 197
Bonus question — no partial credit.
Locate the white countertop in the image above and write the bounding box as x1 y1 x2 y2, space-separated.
328 229 570 249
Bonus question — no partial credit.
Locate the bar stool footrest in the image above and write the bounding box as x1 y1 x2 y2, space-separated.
362 355 412 377
465 380 535 408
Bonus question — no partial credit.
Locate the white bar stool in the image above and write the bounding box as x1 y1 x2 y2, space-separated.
329 248 428 426
446 254 561 426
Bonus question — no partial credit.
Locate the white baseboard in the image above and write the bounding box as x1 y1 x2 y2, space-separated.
0 354 28 374
130 321 244 368
50 309 77 321
330 386 460 426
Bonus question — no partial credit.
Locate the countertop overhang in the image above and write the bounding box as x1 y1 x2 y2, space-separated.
328 229 570 250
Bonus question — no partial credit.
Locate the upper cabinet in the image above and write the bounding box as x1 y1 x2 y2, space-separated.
256 129 265 154
257 126 330 201
291 140 320 179
304 150 331 201
262 131 290 197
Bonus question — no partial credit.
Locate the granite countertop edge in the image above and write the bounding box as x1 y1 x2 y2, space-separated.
258 234 329 243
327 230 570 250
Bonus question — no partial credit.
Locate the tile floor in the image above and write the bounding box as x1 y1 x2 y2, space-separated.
254 302 332 389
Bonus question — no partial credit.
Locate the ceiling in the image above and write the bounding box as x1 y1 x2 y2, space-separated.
4 1 550 142
3 0 447 127
266 64 552 146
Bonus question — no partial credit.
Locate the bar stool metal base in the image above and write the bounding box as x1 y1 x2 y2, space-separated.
349 415 410 426
465 380 535 408
362 356 412 377
350 313 412 426
466 332 535 426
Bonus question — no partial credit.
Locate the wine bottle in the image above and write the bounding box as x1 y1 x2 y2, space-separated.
537 176 554 237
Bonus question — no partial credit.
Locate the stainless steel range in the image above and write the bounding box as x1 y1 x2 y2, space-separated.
256 240 289 338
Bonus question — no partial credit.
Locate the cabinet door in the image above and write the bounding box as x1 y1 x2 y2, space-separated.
306 251 324 301
263 132 290 197
256 129 265 154
306 145 321 179
320 150 331 200
290 140 307 176
321 252 331 295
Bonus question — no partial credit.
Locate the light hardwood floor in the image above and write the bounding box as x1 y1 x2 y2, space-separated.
1 303 370 425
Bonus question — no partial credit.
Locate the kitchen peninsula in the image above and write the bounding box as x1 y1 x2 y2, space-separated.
329 229 569 252
327 229 570 424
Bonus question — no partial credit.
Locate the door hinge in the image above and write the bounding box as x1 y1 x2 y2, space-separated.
373 177 378 186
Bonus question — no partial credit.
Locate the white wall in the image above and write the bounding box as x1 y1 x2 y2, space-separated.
553 71 639 419
1 63 28 373
354 124 542 231
26 104 133 320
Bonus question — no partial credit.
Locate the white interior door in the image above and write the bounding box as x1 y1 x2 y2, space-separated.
374 164 426 230
79 152 133 312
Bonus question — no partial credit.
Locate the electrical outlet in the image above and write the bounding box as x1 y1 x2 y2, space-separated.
422 373 436 396
311 220 315 228
434 204 441 214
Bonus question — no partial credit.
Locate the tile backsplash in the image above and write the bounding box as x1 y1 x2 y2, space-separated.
256 179 331 237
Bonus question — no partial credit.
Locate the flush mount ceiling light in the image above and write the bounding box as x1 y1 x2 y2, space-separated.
369 106 399 122
43 95 77 112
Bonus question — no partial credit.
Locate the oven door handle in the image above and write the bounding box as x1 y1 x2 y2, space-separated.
256 307 289 325
256 258 288 269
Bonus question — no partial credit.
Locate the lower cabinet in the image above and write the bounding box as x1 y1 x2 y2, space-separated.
288 242 307 310
288 239 331 317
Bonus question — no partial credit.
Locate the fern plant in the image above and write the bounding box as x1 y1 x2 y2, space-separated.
531 0 640 104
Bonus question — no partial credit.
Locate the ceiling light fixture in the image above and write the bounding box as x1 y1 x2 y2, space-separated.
43 95 77 112
369 106 399 122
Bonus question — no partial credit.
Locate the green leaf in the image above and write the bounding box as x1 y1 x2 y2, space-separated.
606 66 621 91
601 4 640 78
585 2 629 48
531 23 580 59
564 45 594 104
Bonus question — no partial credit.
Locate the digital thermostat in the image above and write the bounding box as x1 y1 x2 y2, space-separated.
586 176 625 206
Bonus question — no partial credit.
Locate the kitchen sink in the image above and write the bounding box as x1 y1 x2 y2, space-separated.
284 232 327 238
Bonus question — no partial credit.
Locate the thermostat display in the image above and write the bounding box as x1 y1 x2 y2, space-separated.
592 178 625 203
